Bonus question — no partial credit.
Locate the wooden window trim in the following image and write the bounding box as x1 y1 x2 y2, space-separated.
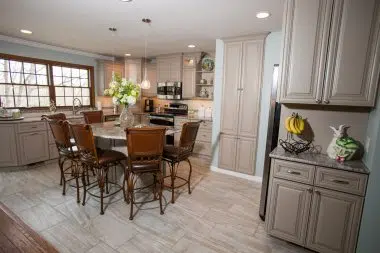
0 53 95 109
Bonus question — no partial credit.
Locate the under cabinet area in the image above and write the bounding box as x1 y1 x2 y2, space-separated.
279 0 380 106
266 158 368 253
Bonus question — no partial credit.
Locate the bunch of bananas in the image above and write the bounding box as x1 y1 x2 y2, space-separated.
285 113 305 135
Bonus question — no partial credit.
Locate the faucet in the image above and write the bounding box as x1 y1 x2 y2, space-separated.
72 97 82 115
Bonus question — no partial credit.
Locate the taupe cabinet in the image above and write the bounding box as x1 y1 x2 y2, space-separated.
156 55 182 82
266 159 367 253
279 0 380 106
218 35 265 175
0 124 18 166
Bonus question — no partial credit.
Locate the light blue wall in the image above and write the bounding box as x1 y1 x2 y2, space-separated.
0 40 100 94
255 31 282 177
357 92 380 253
211 39 224 166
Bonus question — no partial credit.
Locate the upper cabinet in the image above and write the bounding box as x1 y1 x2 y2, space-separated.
279 0 380 106
156 54 182 82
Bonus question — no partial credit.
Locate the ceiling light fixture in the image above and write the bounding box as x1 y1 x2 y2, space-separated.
20 29 32 34
256 11 270 19
188 44 196 48
140 18 152 90
125 53 131 56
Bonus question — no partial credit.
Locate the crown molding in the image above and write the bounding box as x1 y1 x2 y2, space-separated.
0 34 114 61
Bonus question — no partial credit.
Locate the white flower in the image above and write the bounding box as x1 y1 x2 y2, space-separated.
122 79 128 86
126 96 136 105
112 97 119 105
119 87 124 93
131 90 137 96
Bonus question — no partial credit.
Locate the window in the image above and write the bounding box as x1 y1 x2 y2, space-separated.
0 54 94 108
52 66 91 106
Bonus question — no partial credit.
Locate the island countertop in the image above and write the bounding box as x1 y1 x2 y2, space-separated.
269 147 370 174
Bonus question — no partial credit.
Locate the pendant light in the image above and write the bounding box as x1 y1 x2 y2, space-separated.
140 18 151 90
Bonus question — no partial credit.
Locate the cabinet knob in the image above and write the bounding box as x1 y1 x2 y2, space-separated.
315 99 322 104
324 100 330 104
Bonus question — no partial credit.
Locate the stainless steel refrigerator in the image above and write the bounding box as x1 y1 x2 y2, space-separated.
259 64 281 220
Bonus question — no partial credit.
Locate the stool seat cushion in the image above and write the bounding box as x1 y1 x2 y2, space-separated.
97 149 127 165
163 145 191 161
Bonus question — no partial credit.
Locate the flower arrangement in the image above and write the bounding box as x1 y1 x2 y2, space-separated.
103 73 140 106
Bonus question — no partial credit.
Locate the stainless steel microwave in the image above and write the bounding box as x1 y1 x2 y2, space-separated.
157 82 182 100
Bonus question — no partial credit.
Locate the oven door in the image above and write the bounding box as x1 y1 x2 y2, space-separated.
157 83 167 99
148 116 174 126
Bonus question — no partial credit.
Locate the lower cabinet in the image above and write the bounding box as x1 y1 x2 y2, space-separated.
306 188 363 253
0 124 18 166
219 133 256 175
18 131 49 165
267 178 312 245
266 159 366 253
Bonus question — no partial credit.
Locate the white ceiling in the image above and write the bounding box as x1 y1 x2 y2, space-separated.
0 0 284 58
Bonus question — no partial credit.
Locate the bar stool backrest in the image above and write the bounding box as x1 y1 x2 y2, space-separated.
82 111 104 124
70 124 99 164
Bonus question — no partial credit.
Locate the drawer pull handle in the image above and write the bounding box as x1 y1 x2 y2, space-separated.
315 190 321 195
307 188 312 193
287 170 301 175
331 179 349 185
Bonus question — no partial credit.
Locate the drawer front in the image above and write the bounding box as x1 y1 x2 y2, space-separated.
18 121 47 133
193 141 211 156
272 159 315 185
315 167 368 196
49 144 59 159
196 130 212 143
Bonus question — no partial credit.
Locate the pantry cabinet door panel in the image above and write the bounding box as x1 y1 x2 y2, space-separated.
306 188 363 253
238 40 263 138
218 134 237 171
0 124 18 166
236 137 256 175
324 0 380 106
279 0 332 104
182 68 195 98
220 42 242 135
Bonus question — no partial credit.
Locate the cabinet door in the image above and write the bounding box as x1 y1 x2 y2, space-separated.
236 137 256 175
182 68 195 98
220 42 242 135
238 40 263 138
323 0 380 106
0 124 18 166
18 131 49 165
279 0 332 104
170 60 181 81
267 178 312 246
105 62 124 88
306 188 363 253
142 63 157 97
157 59 170 82
125 59 142 84
218 134 237 171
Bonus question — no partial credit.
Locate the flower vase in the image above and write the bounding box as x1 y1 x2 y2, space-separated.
119 105 134 129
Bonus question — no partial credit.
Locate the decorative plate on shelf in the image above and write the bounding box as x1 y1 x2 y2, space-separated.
201 57 215 71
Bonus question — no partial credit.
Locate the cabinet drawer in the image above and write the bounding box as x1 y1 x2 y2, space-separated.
18 121 47 133
193 141 211 156
49 144 59 159
196 130 212 143
273 159 315 185
315 167 368 196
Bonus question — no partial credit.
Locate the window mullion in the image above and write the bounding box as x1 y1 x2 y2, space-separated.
48 64 55 105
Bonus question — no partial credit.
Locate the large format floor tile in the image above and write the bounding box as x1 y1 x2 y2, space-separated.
0 157 312 253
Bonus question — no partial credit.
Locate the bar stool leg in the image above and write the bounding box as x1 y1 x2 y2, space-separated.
170 162 176 204
186 158 192 194
153 175 157 200
123 170 130 203
159 171 164 215
128 174 134 220
81 167 87 206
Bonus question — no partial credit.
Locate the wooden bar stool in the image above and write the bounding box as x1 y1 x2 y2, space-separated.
124 127 166 220
82 111 104 124
43 118 82 203
70 123 126 215
163 121 200 203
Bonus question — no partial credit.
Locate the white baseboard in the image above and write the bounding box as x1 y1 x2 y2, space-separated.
210 166 263 183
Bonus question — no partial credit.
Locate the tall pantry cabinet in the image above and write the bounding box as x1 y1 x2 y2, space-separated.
219 35 266 175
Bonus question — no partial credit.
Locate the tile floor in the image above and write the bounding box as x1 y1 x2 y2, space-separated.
0 157 313 253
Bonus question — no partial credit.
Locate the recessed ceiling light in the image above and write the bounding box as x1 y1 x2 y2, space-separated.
20 29 32 34
125 53 131 56
256 11 270 19
188 44 196 48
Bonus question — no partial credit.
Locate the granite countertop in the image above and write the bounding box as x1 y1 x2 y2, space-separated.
269 147 370 174
91 121 180 140
175 115 213 121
